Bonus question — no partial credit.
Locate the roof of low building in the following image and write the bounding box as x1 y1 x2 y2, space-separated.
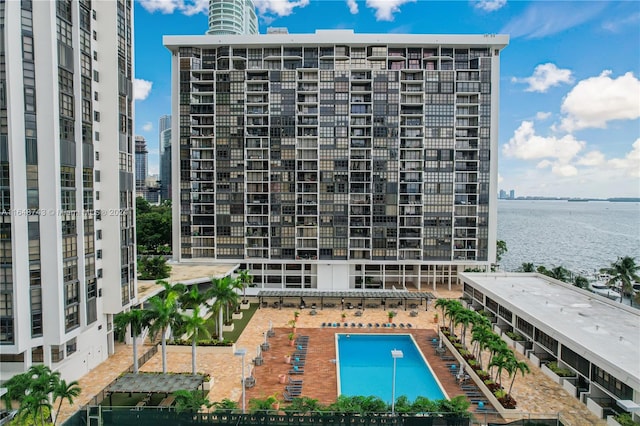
460 272 640 391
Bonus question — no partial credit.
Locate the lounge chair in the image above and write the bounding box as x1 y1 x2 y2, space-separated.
367 323 373 327
375 323 380 327
358 323 363 327
286 385 303 392
399 323 405 328
350 322 356 327
407 323 413 328
321 322 326 327
343 323 348 327
289 365 304 374
288 376 303 385
283 391 296 402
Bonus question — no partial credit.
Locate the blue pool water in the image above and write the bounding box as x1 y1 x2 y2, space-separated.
337 334 446 403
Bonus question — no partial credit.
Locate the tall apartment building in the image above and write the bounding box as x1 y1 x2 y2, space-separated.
159 114 172 201
0 0 136 382
164 30 508 290
206 0 258 35
135 135 148 195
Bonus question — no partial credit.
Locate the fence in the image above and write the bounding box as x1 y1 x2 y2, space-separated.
63 407 474 426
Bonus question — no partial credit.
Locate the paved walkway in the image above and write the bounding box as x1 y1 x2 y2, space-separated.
56 285 605 425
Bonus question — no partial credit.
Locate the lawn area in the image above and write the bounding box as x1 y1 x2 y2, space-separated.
201 303 259 342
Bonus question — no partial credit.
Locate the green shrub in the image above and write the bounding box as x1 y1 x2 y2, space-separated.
614 413 639 426
546 362 575 377
506 331 525 341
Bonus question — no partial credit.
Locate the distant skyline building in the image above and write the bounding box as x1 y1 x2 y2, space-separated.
164 30 508 290
159 115 172 201
206 0 258 35
0 0 136 383
135 136 148 196
499 189 515 200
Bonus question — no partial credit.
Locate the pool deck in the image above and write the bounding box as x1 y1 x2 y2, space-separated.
55 286 605 425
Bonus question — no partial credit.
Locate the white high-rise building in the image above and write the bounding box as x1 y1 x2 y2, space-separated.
206 0 258 35
0 0 136 382
164 30 508 291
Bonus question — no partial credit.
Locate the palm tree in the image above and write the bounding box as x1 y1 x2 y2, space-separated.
520 262 535 272
434 298 449 328
470 325 492 369
574 275 589 289
182 306 211 375
237 269 253 303
488 349 513 385
496 240 507 262
601 256 640 304
52 379 81 425
507 359 530 396
173 389 212 414
207 276 239 342
19 391 52 426
114 307 151 373
179 285 208 311
147 281 183 373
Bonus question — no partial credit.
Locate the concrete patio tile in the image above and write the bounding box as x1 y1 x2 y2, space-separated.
55 286 606 426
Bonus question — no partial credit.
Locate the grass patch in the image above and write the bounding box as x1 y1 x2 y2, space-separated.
202 303 259 342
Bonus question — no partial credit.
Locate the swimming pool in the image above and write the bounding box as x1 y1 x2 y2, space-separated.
336 334 447 403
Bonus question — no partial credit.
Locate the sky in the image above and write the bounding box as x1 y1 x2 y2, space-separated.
133 0 640 198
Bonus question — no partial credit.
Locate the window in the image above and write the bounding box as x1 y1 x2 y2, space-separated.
66 338 77 356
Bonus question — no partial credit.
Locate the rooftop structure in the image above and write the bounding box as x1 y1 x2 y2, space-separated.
459 272 640 421
164 30 508 292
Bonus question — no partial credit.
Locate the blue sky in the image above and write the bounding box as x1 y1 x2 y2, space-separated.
133 0 640 198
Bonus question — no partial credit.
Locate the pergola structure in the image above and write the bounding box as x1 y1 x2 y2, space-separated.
105 373 206 406
257 289 435 311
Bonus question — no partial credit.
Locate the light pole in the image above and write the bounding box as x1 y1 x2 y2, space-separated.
390 349 403 415
234 348 247 413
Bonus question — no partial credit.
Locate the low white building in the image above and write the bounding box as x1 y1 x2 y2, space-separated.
459 272 640 421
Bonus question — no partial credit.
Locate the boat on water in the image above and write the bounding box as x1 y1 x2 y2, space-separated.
588 274 622 300
589 283 622 300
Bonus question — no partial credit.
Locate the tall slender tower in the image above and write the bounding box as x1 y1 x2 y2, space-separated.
0 0 136 382
159 114 172 201
206 0 258 35
135 136 148 195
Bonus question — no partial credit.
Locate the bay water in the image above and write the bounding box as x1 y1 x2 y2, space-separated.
497 200 640 275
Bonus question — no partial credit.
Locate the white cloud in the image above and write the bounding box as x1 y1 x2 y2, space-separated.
502 121 585 163
254 0 310 17
498 174 503 184
365 0 416 21
512 63 573 93
576 151 605 167
551 163 578 177
142 122 153 132
608 139 640 178
346 0 359 14
560 71 640 132
501 2 606 39
602 12 640 32
536 111 552 121
473 0 506 12
133 79 153 101
139 0 208 16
